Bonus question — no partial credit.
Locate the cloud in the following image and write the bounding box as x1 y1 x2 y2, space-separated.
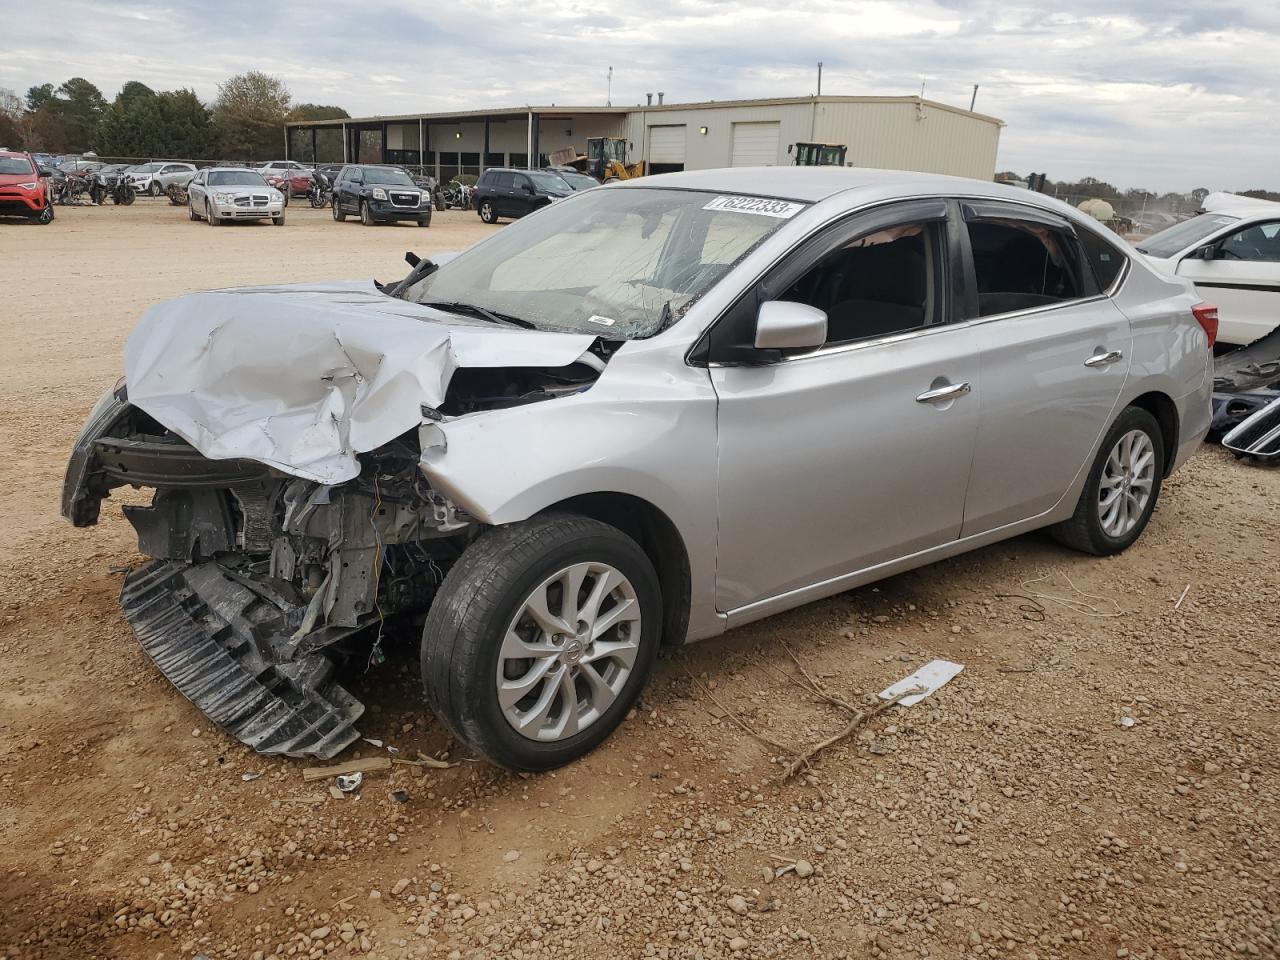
1 0 1276 191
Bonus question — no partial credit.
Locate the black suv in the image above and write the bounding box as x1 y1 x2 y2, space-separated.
473 168 572 223
332 164 431 227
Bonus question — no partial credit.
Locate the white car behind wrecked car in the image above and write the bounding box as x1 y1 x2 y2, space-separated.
63 168 1213 772
1139 192 1280 346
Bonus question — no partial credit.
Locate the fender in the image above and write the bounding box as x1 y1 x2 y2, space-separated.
417 352 726 640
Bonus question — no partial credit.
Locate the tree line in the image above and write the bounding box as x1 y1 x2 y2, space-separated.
0 73 349 161
997 172 1280 210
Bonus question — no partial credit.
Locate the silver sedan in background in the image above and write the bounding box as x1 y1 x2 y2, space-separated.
186 167 286 225
63 168 1213 771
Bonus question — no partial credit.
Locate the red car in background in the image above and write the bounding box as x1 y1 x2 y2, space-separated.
0 151 53 224
258 160 314 198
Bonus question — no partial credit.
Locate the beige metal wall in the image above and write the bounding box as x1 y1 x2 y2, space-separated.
814 101 1000 179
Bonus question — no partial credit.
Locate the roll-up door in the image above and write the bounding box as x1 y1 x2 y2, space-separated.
647 125 686 172
731 122 781 166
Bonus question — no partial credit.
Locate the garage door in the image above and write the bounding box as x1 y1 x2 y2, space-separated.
648 125 687 165
731 122 781 166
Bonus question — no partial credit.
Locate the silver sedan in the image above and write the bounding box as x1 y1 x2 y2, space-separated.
63 168 1213 770
186 167 286 225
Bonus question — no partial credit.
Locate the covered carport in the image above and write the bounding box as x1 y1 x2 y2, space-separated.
285 107 629 180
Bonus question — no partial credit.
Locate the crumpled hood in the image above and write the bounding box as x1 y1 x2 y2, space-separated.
123 280 597 484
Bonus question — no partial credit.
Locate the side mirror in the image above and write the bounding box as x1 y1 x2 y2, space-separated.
523 182 535 194
755 300 827 350
37 167 51 177
1193 243 1218 260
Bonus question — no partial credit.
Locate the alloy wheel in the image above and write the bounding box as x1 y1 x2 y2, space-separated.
496 562 641 742
1097 429 1155 538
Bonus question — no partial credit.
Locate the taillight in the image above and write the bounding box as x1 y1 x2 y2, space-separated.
1191 302 1218 348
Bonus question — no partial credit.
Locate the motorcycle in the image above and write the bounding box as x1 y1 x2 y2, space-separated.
89 169 135 205
308 169 331 208
441 179 473 211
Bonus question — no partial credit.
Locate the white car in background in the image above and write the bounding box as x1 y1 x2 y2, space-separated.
127 161 198 197
1138 193 1280 346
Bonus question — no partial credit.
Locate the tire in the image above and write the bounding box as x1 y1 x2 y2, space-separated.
332 200 346 222
310 194 325 209
32 203 54 225
119 189 135 206
206 201 219 226
360 200 375 226
147 181 160 197
272 211 285 226
188 200 198 221
417 216 430 228
1051 406 1164 556
478 199 497 224
422 513 662 772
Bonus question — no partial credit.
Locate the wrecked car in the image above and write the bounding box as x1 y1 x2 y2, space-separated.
63 168 1213 771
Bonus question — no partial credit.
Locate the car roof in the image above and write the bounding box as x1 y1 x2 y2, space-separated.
615 166 1042 205
203 166 266 173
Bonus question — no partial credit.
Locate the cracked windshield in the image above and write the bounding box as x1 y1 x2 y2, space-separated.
405 188 803 338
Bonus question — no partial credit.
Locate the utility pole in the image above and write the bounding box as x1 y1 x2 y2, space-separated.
607 66 613 107
969 84 979 111
816 61 823 96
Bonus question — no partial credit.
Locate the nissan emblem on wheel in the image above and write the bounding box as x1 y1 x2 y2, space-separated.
60 167 1213 771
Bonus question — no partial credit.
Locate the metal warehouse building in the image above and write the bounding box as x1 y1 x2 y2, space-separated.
283 95 1003 181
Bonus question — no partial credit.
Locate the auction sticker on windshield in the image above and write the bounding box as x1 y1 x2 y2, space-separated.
702 196 804 219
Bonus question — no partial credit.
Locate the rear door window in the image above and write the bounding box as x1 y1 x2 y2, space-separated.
966 218 1087 317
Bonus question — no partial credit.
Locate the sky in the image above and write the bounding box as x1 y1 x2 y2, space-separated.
1 0 1277 193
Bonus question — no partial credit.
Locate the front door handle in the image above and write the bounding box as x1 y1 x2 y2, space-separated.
915 381 972 404
1084 349 1124 368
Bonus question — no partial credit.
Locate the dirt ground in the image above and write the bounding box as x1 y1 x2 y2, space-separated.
0 200 1276 960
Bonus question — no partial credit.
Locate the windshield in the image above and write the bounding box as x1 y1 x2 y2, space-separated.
527 171 570 192
406 188 804 338
0 156 34 175
1137 214 1239 258
209 170 268 187
363 167 415 186
560 172 598 190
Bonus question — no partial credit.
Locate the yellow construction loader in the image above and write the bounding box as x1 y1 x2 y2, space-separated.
584 138 644 181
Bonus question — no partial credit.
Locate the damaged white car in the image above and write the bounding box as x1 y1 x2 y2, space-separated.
63 168 1213 771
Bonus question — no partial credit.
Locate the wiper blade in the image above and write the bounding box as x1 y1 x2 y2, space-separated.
421 300 535 329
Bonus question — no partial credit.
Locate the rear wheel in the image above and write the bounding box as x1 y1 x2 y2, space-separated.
422 513 661 771
478 199 497 224
1051 406 1164 556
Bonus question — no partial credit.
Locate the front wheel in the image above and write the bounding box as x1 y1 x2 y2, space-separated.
147 181 160 197
206 201 220 226
478 200 497 224
272 211 285 226
360 200 375 226
188 200 198 221
33 203 54 225
1051 406 1164 556
309 193 325 208
421 514 661 772
332 199 346 222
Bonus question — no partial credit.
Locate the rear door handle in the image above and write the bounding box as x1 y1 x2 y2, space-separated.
1084 349 1124 368
915 381 972 404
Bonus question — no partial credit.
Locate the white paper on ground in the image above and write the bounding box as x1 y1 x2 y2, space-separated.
879 659 964 707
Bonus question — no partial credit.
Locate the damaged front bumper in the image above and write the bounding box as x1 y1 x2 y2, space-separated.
63 388 471 759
